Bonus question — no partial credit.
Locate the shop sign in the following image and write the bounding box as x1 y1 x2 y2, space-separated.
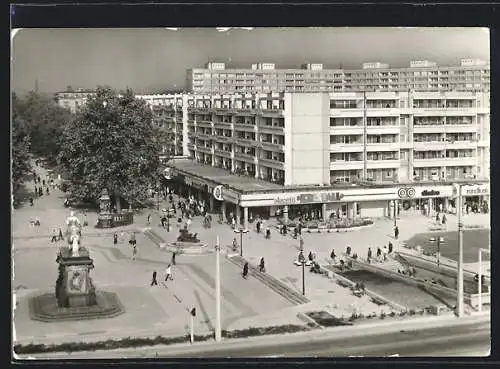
397 187 416 199
213 185 224 201
463 184 489 196
421 190 440 197
273 191 344 206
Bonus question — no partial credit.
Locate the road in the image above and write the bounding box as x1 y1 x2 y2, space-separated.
26 317 490 359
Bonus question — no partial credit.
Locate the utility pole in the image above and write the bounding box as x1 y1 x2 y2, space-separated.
456 184 464 317
215 236 222 341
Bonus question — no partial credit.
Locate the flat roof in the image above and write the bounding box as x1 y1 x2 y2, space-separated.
170 159 488 194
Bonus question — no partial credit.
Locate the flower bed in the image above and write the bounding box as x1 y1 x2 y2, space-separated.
278 217 374 231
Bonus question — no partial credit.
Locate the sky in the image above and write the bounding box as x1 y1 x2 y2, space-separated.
11 27 490 94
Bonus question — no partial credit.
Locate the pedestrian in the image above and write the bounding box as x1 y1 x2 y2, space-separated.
330 249 336 262
186 217 192 230
46 187 50 196
283 224 287 235
256 221 261 233
367 247 373 263
132 245 137 260
147 213 151 225
58 228 64 241
232 237 238 252
161 215 166 228
394 226 399 240
113 232 118 247
171 251 176 266
259 257 265 273
376 247 382 261
308 251 313 262
34 216 40 227
38 187 43 197
164 264 173 282
435 213 440 223
83 213 88 227
42 179 45 186
129 232 136 247
299 237 304 250
265 226 271 239
242 262 249 279
151 271 158 286
346 245 352 256
382 246 388 262
442 214 447 225
388 242 393 254
29 197 34 206
50 228 58 243
231 217 236 229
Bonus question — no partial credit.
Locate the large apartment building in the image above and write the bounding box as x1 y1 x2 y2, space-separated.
138 90 490 188
187 59 490 94
55 89 97 113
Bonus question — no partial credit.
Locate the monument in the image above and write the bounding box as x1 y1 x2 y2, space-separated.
29 211 124 322
163 226 210 255
96 188 134 228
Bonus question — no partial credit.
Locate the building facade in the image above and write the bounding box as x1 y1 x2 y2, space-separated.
149 90 489 187
186 59 490 94
55 89 97 113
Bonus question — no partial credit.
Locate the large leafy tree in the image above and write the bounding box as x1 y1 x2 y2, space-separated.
58 86 163 211
14 91 73 165
11 93 32 195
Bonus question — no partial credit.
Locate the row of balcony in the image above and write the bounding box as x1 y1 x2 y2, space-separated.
187 106 284 116
330 107 489 118
329 157 477 170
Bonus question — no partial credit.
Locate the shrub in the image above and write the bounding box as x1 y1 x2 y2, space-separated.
389 311 396 317
409 309 416 316
380 312 386 319
399 311 407 317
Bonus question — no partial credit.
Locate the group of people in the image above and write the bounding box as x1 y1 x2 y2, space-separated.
29 172 54 206
241 257 266 279
366 242 394 264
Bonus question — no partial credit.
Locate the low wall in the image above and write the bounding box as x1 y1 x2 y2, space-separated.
398 251 490 284
469 292 491 308
350 259 462 306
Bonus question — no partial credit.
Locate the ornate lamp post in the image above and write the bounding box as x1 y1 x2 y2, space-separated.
233 227 249 257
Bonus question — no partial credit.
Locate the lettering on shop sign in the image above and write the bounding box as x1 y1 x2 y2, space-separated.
421 190 440 197
465 187 489 196
213 185 224 201
273 192 344 205
397 187 416 199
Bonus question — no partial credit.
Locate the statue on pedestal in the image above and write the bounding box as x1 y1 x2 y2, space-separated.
66 211 83 254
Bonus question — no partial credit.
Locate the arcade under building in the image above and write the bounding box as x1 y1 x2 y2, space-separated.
165 159 490 229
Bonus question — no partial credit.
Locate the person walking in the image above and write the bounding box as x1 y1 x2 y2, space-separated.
256 220 261 233
382 246 388 262
367 247 373 263
29 197 34 206
394 226 399 240
242 262 249 279
164 264 173 282
129 232 136 247
259 257 265 273
58 228 64 241
46 187 50 196
171 251 176 266
330 249 336 263
147 213 151 226
388 241 393 254
376 247 382 261
113 232 118 247
150 271 158 286
186 217 192 231
308 251 313 262
50 228 58 243
34 216 40 227
132 245 137 260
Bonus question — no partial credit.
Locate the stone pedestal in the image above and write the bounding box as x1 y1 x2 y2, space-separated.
97 213 113 228
56 247 96 308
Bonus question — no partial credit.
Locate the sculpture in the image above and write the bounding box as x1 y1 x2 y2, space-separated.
177 229 200 243
65 211 83 251
70 233 80 257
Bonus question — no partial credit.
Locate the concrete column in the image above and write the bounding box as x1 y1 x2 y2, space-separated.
353 202 358 218
243 207 249 230
322 203 327 220
444 198 449 213
349 203 354 219
429 198 434 215
283 205 289 223
221 201 226 220
236 205 241 226
209 196 215 213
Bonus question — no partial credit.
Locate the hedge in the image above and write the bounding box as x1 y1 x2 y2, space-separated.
14 324 313 355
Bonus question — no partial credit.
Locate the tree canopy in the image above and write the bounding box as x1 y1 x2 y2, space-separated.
11 93 32 196
58 86 164 210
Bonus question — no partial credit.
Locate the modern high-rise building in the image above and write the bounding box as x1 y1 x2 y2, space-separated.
186 59 490 94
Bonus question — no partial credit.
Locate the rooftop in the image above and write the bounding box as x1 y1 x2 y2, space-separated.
169 159 488 195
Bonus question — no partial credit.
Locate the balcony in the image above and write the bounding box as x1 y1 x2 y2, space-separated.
413 141 447 151
441 157 477 166
258 157 285 169
235 137 257 147
445 140 478 149
413 125 447 134
329 143 364 153
366 108 400 117
412 158 450 167
260 140 285 151
258 109 283 117
234 123 256 132
413 107 476 116
329 161 364 171
366 142 399 151
197 132 213 140
366 125 400 134
196 120 213 128
234 151 256 162
259 124 285 133
214 149 232 159
444 124 477 133
330 108 364 118
366 159 400 169
214 121 232 129
196 146 213 154
329 126 363 135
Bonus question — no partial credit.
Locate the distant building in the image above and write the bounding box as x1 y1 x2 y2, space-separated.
186 59 490 94
54 88 96 113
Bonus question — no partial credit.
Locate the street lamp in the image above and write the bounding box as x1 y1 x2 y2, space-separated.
429 236 445 268
234 227 249 257
299 242 306 296
214 236 222 342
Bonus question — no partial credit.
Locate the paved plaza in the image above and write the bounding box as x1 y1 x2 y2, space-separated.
12 163 491 346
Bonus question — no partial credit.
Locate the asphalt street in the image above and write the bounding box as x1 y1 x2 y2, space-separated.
26 318 490 359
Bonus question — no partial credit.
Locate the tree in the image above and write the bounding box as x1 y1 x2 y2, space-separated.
11 93 32 196
15 91 73 165
58 86 164 211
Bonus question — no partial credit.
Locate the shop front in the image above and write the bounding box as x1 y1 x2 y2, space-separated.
396 185 455 216
461 183 490 214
